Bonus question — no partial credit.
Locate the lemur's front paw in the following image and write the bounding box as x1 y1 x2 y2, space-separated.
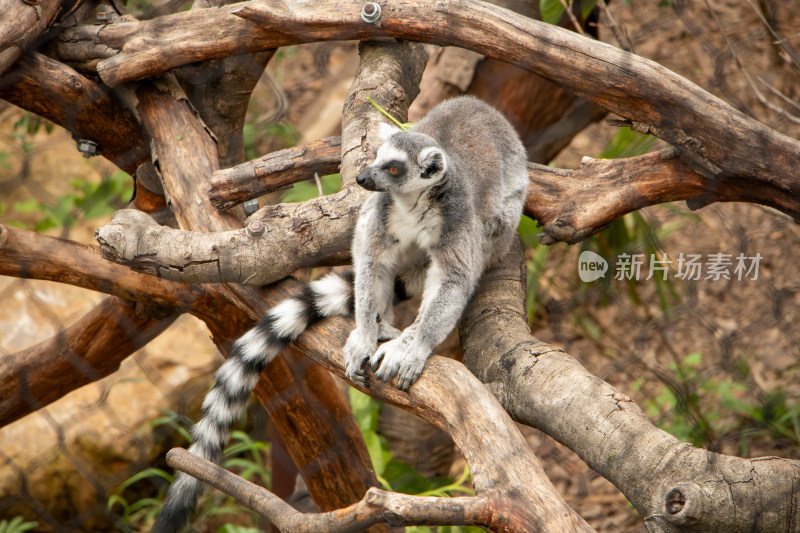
343 329 376 385
370 336 431 391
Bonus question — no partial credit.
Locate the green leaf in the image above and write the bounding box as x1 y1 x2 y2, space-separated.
0 516 39 533
217 526 262 533
540 0 565 24
114 467 174 494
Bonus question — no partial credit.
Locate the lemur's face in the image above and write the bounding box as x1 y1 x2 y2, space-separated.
356 130 447 196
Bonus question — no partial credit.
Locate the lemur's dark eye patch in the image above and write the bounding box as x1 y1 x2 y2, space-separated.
382 161 405 176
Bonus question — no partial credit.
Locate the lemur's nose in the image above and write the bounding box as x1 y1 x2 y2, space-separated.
356 169 377 191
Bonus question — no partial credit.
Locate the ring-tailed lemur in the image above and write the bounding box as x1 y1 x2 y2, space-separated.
152 96 529 533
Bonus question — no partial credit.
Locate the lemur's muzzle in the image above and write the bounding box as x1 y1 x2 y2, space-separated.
356 168 380 191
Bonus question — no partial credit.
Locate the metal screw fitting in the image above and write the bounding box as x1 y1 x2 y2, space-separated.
76 139 98 158
246 220 266 238
361 2 381 23
242 198 259 216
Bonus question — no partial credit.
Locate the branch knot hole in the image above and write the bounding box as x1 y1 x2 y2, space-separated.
666 488 685 514
660 482 705 525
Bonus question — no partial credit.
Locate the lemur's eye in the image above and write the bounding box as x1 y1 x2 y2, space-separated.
387 166 400 176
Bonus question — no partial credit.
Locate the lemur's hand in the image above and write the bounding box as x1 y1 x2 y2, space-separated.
371 333 431 391
343 328 376 385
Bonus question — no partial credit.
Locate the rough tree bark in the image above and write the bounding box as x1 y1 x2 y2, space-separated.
131 73 388 519
459 240 800 533
2 0 800 531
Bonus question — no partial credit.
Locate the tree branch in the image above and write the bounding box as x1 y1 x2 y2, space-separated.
230 0 799 193
0 297 177 426
0 52 148 175
95 192 357 285
0 0 62 75
240 278 593 531
0 223 194 309
54 0 800 199
167 447 494 531
527 146 800 244
459 239 800 531
97 140 800 283
209 136 342 210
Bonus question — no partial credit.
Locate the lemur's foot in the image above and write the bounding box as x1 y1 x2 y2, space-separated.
377 323 401 342
343 329 376 385
370 335 431 391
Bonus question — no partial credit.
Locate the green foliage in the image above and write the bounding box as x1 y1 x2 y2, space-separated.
0 517 38 533
216 526 262 533
264 121 300 148
108 410 268 531
349 388 483 533
643 352 726 446
281 173 343 203
597 126 659 160
540 0 597 25
641 353 800 454
10 171 133 232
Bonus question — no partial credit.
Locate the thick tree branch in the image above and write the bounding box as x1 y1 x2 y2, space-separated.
0 52 148 175
95 192 357 285
209 136 342 210
167 447 493 531
54 0 800 199
459 239 800 532
0 0 62 75
231 0 799 193
0 223 194 309
0 297 177 426
527 146 800 244
97 140 800 284
129 48 428 513
240 277 593 531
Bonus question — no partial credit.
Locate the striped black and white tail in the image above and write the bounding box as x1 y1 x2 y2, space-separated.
152 272 354 533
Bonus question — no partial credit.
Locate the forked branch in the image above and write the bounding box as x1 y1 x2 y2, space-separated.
167 447 492 531
459 240 800 531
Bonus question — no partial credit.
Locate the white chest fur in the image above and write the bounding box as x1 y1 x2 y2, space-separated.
388 199 442 250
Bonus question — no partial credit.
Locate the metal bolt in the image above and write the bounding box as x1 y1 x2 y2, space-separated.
242 198 259 216
361 2 381 23
96 10 114 21
76 139 98 158
246 220 266 238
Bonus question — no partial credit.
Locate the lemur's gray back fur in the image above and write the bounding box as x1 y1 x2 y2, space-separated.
152 96 528 532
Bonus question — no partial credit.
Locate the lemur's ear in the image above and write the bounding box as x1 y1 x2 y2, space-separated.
377 121 402 142
418 147 445 179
